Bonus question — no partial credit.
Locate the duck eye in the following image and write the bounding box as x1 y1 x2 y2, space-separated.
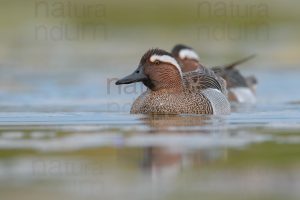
154 60 160 65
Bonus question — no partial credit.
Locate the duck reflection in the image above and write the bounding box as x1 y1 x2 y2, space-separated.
134 114 229 180
140 146 228 182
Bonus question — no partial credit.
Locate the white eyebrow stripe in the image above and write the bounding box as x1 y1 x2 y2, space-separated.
179 49 199 61
150 54 183 77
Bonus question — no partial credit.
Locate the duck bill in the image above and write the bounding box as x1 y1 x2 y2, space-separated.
115 71 147 85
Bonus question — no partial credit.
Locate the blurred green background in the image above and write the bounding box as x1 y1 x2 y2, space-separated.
0 0 299 71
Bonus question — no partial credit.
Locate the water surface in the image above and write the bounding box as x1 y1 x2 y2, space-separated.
1 68 300 200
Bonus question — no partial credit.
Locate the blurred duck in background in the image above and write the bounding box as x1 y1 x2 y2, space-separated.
171 44 228 96
172 44 257 104
211 55 257 103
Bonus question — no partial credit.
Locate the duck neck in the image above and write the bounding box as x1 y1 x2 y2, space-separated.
167 80 184 93
149 73 184 93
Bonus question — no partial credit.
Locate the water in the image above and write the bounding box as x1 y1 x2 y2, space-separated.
1 68 300 200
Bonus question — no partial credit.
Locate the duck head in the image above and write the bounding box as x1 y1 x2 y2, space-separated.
116 49 183 91
171 44 201 73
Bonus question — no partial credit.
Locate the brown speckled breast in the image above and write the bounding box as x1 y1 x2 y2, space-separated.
130 89 214 114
